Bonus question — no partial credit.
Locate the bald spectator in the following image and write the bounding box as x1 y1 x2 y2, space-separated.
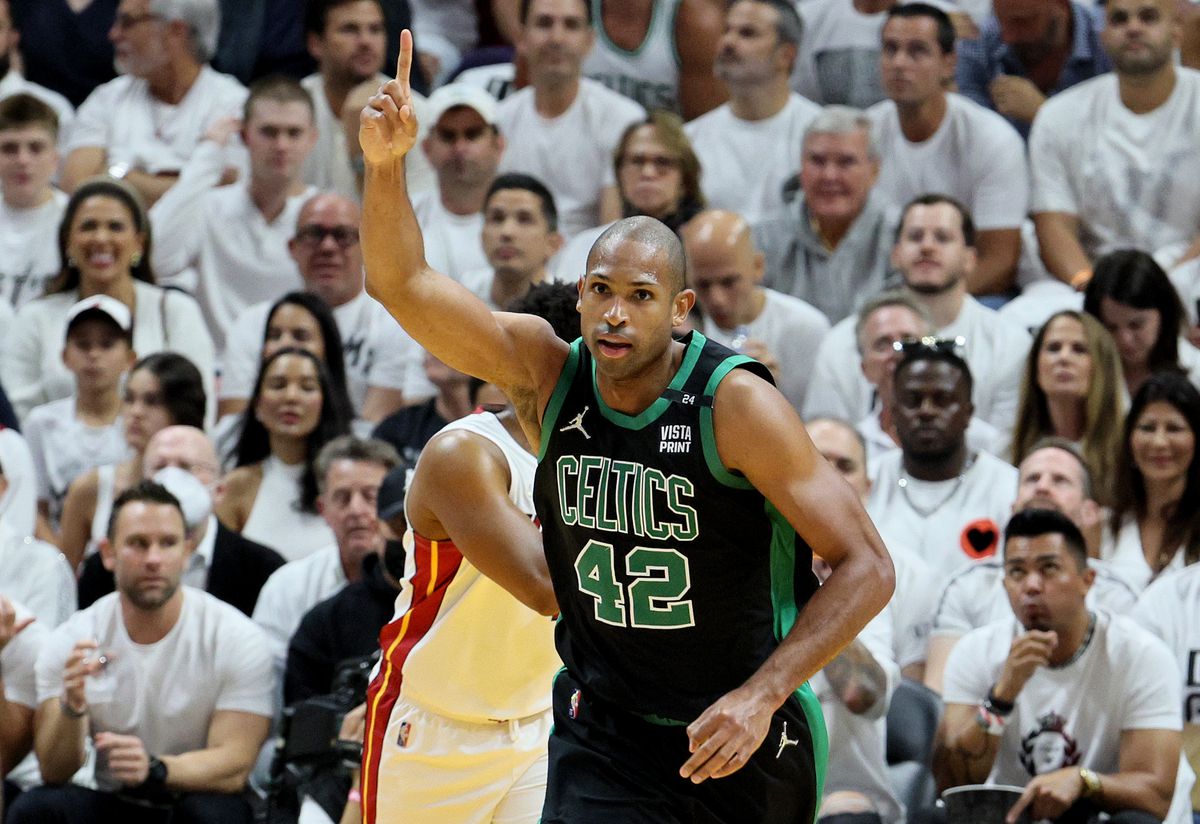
869 3 1028 295
685 0 820 227
496 0 643 239
682 209 828 410
755 106 900 324
61 0 247 207
790 0 893 108
0 0 75 137
582 0 726 120
1031 0 1200 286
218 193 429 422
955 0 1110 138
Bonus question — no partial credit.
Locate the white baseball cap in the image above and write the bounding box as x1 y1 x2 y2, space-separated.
64 294 133 339
426 82 499 128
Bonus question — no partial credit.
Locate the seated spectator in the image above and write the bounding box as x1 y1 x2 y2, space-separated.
553 111 705 281
24 297 134 537
1031 0 1200 286
870 3 1027 295
755 106 900 325
2 178 215 421
372 351 477 466
0 459 75 627
0 595 49 798
955 0 1110 139
215 348 350 561
495 0 643 238
790 0 890 109
218 194 427 423
1107 372 1200 591
212 0 315 83
1010 311 1125 505
413 82 504 281
7 0 116 109
409 0 478 87
682 209 828 411
10 482 274 824
934 508 1190 824
460 173 564 308
1083 250 1200 399
150 75 317 350
0 95 68 308
1132 564 1200 821
61 0 246 207
0 1 75 136
582 0 725 120
924 440 1138 693
685 0 819 227
866 340 1018 588
59 352 205 570
0 426 37 539
804 195 1030 438
78 426 283 615
252 436 398 667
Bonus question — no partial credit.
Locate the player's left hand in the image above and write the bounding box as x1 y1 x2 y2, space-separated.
1005 767 1085 823
680 686 774 783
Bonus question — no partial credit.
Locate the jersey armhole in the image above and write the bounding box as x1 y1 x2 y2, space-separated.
699 356 771 489
538 340 583 462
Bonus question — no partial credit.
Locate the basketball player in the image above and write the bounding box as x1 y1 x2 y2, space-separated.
358 31 895 823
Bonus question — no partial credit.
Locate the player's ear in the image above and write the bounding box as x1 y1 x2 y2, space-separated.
672 289 696 327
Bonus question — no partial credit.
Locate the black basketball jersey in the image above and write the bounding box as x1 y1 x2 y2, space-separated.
534 331 821 722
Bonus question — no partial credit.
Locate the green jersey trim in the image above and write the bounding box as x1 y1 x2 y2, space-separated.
699 354 759 489
592 332 707 430
538 340 583 462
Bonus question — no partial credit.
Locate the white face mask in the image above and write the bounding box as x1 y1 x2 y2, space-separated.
152 466 213 531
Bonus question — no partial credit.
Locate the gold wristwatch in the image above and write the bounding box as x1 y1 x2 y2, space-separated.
1079 767 1102 798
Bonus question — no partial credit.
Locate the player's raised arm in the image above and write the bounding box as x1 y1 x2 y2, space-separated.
359 30 567 397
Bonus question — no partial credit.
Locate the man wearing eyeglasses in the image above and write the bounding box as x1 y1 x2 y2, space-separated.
217 192 433 422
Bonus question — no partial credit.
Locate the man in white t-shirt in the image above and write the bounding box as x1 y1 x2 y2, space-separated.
150 76 317 350
61 0 246 207
413 82 504 281
804 196 1031 438
218 193 430 422
924 440 1137 694
495 0 643 239
681 209 828 411
754 105 900 324
0 94 67 309
791 0 892 108
685 0 820 227
869 3 1028 295
10 481 274 823
935 508 1190 824
1031 0 1200 287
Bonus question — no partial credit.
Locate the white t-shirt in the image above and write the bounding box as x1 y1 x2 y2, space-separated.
0 521 75 627
791 0 888 108
35 588 274 792
867 450 1018 586
699 288 830 411
300 72 369 203
997 280 1083 337
66 66 247 175
1133 564 1200 729
411 189 487 281
0 189 67 309
241 456 338 564
0 71 75 146
0 427 38 540
496 79 644 239
684 93 822 227
804 295 1031 437
252 545 346 667
1106 514 1189 593
932 558 1139 640
868 93 1029 230
884 541 941 671
150 140 313 350
1 599 47 711
1030 68 1200 262
22 397 128 524
218 291 430 412
942 612 1192 824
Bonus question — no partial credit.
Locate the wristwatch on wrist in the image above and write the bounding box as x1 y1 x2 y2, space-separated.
143 755 168 791
984 685 1015 717
1079 767 1102 799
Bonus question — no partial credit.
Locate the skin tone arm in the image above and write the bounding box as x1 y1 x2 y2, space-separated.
58 471 100 572
1034 212 1092 285
923 633 961 695
679 373 895 783
407 428 557 615
95 710 270 794
0 599 35 774
35 640 103 784
968 228 1021 295
360 386 407 422
822 639 888 716
676 0 728 121
61 147 178 207
212 467 262 533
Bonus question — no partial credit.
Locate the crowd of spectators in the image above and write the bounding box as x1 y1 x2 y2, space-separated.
0 0 1199 822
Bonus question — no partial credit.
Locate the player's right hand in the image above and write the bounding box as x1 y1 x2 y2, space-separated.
994 630 1057 702
360 28 419 165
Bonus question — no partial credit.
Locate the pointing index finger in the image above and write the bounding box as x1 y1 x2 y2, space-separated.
396 28 413 93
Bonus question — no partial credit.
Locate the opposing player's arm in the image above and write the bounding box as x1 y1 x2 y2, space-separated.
407 429 557 616
360 30 568 402
680 372 894 783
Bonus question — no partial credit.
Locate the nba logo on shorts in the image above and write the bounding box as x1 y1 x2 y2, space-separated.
398 721 412 748
569 690 581 719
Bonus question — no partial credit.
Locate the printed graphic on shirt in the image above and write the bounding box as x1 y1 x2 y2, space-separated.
1019 711 1080 776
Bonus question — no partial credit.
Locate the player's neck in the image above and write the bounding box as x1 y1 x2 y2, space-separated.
1117 64 1177 115
728 78 790 122
595 339 685 416
895 93 947 143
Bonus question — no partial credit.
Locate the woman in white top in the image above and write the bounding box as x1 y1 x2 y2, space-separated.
1108 371 1200 590
57 352 207 571
214 348 350 562
0 178 215 422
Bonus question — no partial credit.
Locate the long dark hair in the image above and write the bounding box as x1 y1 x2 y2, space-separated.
262 291 354 423
234 348 351 513
48 178 156 294
1111 371 1200 571
130 352 207 430
1083 249 1186 373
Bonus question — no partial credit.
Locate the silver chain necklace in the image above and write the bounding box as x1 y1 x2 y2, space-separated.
897 454 975 518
